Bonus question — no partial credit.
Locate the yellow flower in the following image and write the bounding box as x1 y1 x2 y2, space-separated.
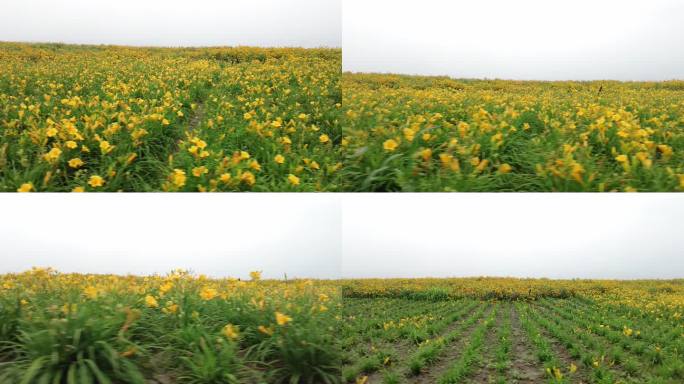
145 295 159 308
222 324 240 340
569 363 577 374
199 287 218 301
43 147 62 163
68 158 84 168
99 140 113 154
17 183 33 192
657 144 673 158
457 121 470 137
88 175 104 188
250 271 262 281
438 154 460 172
46 127 58 137
240 151 250 160
220 173 231 183
275 312 292 326
419 148 432 161
159 282 173 295
72 186 85 192
274 154 285 164
287 174 300 186
319 134 330 144
383 139 399 152
66 140 78 149
498 163 512 174
83 286 98 299
192 166 208 177
240 171 256 186
570 162 584 184
249 160 261 171
170 169 186 187
258 325 274 336
162 302 179 314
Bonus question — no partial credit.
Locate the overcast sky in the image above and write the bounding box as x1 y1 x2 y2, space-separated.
344 0 684 80
342 194 684 279
0 195 341 279
0 0 340 47
2 194 682 280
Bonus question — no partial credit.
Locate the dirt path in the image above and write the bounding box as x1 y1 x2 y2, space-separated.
187 103 206 135
412 303 495 384
507 305 549 384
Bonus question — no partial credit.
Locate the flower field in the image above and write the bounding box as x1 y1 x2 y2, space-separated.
341 278 684 384
0 268 340 383
0 43 341 192
2 269 683 383
341 73 684 192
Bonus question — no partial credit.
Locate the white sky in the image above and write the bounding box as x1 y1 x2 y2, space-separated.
0 0 340 47
343 0 684 80
342 194 684 279
1 194 682 280
0 194 341 279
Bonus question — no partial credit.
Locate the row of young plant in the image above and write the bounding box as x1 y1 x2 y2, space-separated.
340 299 443 381
561 297 684 357
536 299 684 382
341 299 475 383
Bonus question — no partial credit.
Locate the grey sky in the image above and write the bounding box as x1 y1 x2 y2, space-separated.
342 194 684 279
344 0 684 80
0 0 340 48
0 195 341 279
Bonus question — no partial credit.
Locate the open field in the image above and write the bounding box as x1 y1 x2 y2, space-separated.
0 268 340 383
0 43 341 191
341 73 684 191
2 270 683 384
341 278 684 384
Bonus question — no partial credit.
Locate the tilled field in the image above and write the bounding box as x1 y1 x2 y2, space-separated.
342 297 684 384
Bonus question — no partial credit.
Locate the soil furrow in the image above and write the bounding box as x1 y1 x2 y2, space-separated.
508 304 551 384
467 303 505 383
412 303 495 384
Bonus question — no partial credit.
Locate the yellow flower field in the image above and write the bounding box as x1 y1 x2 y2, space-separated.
3 268 683 383
342 73 684 191
0 268 340 383
0 43 341 191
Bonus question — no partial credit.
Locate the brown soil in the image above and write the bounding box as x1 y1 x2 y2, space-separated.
365 303 482 384
467 304 505 384
507 305 549 384
527 304 590 384
411 303 495 384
